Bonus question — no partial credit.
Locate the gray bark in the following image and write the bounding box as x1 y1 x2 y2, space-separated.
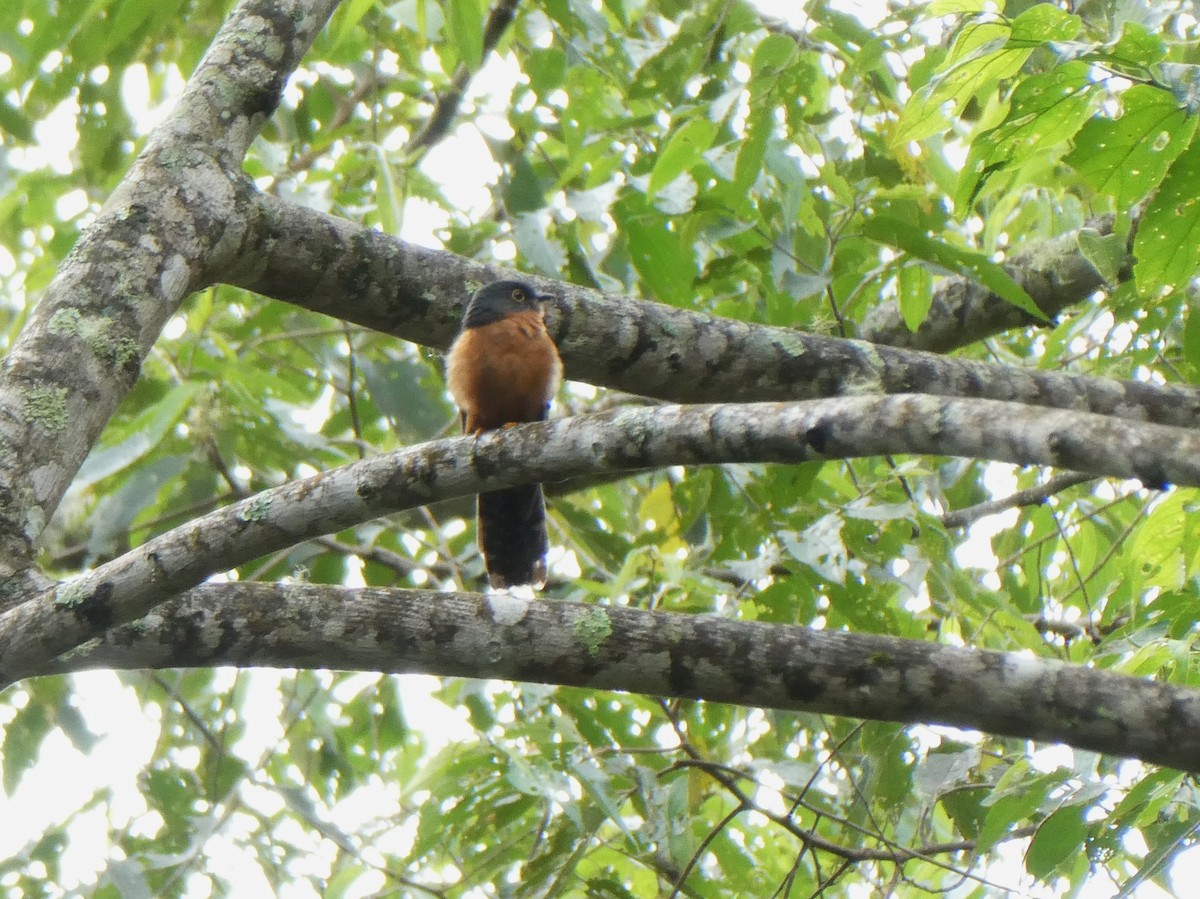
0 0 340 587
229 199 1198 431
45 583 1200 773
4 395 1198 685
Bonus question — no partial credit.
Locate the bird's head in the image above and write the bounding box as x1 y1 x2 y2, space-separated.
462 279 555 329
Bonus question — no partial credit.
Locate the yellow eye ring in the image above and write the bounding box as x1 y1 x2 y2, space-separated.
511 287 526 302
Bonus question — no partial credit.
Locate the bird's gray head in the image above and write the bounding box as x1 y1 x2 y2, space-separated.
462 279 555 329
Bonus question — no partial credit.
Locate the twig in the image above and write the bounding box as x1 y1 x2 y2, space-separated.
286 71 381 175
941 472 1095 529
405 0 521 157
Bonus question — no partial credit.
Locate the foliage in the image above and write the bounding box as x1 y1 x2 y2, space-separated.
3 0 1200 895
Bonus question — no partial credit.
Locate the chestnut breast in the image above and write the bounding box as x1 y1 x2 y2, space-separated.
446 309 563 432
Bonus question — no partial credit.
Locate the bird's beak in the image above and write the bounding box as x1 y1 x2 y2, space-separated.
535 292 556 307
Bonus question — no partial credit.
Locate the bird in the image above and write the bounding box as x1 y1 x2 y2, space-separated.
445 279 563 588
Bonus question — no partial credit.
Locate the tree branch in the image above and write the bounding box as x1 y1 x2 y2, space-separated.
858 217 1122 352
940 472 1096 529
230 197 1200 431
0 0 340 585
41 582 1200 772
5 396 1200 684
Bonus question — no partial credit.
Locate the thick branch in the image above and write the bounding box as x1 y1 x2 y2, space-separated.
4 396 1200 684
44 583 1200 772
858 217 1121 352
0 0 339 583
229 199 1200 430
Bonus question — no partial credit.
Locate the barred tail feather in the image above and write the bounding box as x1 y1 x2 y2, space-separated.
478 484 549 588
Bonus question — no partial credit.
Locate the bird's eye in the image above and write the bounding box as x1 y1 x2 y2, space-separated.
511 287 526 302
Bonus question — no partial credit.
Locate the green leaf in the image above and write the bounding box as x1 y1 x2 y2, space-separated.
648 118 719 198
928 0 985 12
1111 22 1166 68
734 112 772 193
978 765 1058 852
1066 84 1197 207
894 19 1031 146
664 774 695 865
2 698 52 795
898 262 933 331
372 145 404 235
211 751 250 802
781 512 848 584
445 0 485 70
862 214 1043 319
751 33 797 76
1134 137 1200 295
0 98 34 143
87 455 189 558
1127 490 1200 590
502 152 546 214
527 47 568 94
957 63 1094 210
628 34 705 102
104 0 158 53
358 355 446 442
512 212 568 276
571 757 636 843
1108 768 1183 828
330 0 377 49
941 786 988 840
1184 303 1200 379
1009 4 1080 44
56 701 100 754
1026 806 1088 880
1076 228 1124 285
75 382 202 490
98 858 153 899
612 196 696 305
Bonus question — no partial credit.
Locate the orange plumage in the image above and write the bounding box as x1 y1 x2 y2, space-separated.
446 310 562 432
445 281 562 588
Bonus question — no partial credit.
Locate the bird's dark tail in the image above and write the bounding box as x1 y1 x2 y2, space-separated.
478 484 549 588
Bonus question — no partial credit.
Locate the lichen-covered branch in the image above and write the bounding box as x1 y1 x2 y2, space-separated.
230 199 1200 430
5 395 1200 685
0 0 340 587
43 582 1200 772
857 217 1122 352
